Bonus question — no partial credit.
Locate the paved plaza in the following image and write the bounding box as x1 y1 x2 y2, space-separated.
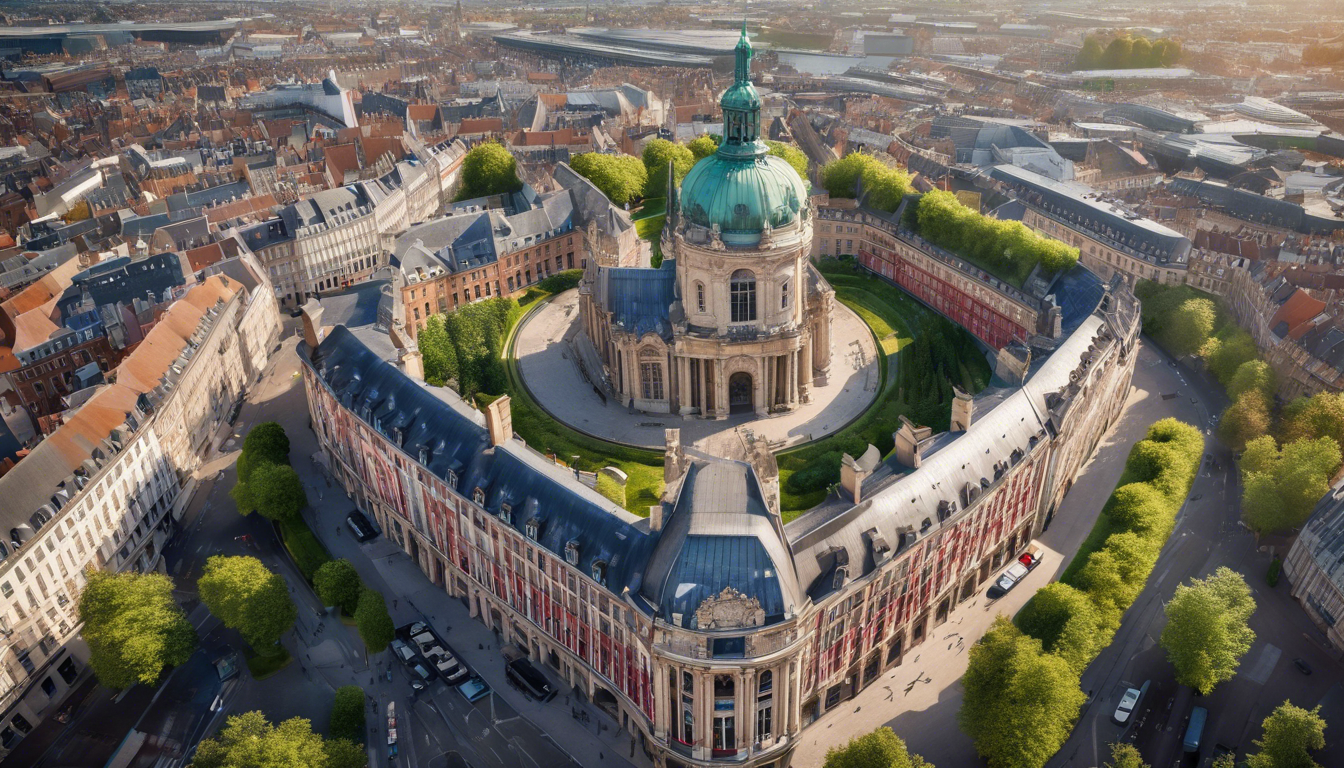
514 289 880 452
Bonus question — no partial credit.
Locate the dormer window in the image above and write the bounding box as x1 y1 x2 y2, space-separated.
565 540 580 566
591 560 607 585
418 446 429 465
832 566 848 591
525 519 540 540
472 487 485 506
499 503 512 525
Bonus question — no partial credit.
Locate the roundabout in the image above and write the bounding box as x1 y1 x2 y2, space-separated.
513 287 881 453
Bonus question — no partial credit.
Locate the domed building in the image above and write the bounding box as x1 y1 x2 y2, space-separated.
580 28 834 418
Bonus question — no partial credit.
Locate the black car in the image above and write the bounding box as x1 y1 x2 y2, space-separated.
1294 658 1313 675
346 511 378 542
288 307 304 318
506 658 557 701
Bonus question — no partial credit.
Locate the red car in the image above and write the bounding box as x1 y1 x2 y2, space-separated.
1018 546 1043 570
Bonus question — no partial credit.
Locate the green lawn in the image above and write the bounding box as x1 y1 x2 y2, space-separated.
633 197 666 220
494 295 665 516
246 647 292 680
775 257 992 520
635 214 666 266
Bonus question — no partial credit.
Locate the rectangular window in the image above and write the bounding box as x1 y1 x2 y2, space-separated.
640 362 664 400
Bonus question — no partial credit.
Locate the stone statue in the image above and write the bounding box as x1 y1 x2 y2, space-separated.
759 220 775 250
709 223 725 251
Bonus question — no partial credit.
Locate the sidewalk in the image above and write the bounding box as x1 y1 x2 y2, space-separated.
266 335 652 768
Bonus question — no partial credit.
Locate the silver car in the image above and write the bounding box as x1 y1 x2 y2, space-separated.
1113 687 1140 724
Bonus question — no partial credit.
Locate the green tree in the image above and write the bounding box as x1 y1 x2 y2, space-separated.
570 152 647 206
1246 701 1326 768
642 138 695 198
823 726 932 768
1205 330 1258 385
1160 567 1256 694
1129 38 1154 68
418 314 457 387
314 559 362 614
250 462 307 521
329 685 367 743
1109 482 1173 535
237 422 290 482
78 571 197 690
1155 38 1182 66
191 712 328 768
354 587 395 653
229 476 257 515
454 141 522 202
1016 582 1104 672
1220 392 1272 452
765 140 809 181
1076 36 1105 69
1103 36 1135 68
959 617 1086 768
324 738 368 768
198 556 297 654
1106 742 1149 768
1229 360 1276 402
1281 392 1344 457
688 134 719 161
1166 298 1216 357
1241 437 1342 534
821 153 912 212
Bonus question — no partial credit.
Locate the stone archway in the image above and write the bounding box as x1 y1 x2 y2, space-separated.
728 372 754 413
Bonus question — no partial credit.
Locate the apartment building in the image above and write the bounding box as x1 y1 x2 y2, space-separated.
0 259 280 759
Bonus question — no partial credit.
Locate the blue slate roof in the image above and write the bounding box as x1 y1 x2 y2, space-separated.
1052 265 1106 332
606 258 677 339
306 325 655 597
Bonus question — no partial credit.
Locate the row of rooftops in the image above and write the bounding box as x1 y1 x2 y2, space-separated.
303 246 1130 629
0 274 246 566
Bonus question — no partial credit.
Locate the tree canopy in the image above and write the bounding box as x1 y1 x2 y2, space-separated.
454 141 522 202
1246 701 1327 768
1077 34 1181 69
314 559 362 615
1240 436 1342 534
329 685 366 743
823 727 932 768
1160 567 1257 694
1014 582 1104 673
237 422 289 482
417 296 522 395
198 555 297 653
1281 392 1344 458
1105 743 1150 768
570 152 647 206
820 152 912 213
1166 298 1217 358
324 738 367 768
190 711 334 768
1219 391 1272 453
642 138 695 199
959 617 1086 768
765 140 809 181
913 189 1079 283
78 570 197 689
250 462 307 521
354 587 395 653
688 134 719 161
1229 360 1276 402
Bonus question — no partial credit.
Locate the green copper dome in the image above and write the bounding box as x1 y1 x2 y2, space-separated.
675 24 809 245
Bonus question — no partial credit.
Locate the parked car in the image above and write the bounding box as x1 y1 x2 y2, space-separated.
1294 658 1313 675
346 511 378 542
1018 546 1044 570
459 675 491 702
1113 687 1141 725
391 639 416 664
987 562 1029 598
409 662 435 683
506 658 557 701
432 653 469 684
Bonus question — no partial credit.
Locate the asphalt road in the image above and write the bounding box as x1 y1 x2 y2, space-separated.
1048 343 1344 768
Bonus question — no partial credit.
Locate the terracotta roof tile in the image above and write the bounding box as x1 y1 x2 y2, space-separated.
1270 288 1327 339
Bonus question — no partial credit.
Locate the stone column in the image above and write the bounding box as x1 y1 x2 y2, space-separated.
678 357 693 416
714 359 726 419
701 358 711 416
699 670 713 752
652 663 668 740
800 341 812 403
787 350 798 406
755 357 769 417
742 669 755 751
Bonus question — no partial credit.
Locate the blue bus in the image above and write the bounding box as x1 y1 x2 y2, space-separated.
1183 706 1207 753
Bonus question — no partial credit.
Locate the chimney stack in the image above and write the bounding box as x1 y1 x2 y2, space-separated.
649 504 664 533
839 453 870 503
894 416 931 469
950 387 973 432
300 299 324 350
485 395 513 447
663 428 685 485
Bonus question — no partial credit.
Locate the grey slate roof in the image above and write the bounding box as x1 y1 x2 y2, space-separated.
641 460 801 628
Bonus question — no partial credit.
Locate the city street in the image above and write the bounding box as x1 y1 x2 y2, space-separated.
1049 346 1344 768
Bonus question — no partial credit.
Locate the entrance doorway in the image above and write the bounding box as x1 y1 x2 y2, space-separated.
728 372 753 414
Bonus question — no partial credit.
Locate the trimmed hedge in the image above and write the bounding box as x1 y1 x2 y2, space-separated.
911 189 1079 286
329 685 366 743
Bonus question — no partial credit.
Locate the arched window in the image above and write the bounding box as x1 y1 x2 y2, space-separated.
730 270 756 323
696 282 706 313
780 278 790 309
